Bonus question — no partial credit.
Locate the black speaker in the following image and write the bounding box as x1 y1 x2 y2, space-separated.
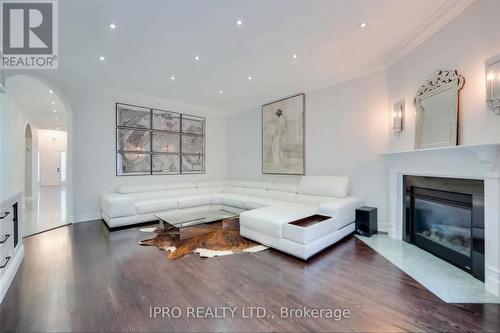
355 206 377 237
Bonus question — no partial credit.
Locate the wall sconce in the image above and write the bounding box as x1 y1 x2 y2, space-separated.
486 57 500 115
392 99 405 135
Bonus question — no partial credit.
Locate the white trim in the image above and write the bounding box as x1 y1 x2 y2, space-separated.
29 71 230 117
486 266 500 296
0 245 24 304
72 213 102 223
384 0 476 67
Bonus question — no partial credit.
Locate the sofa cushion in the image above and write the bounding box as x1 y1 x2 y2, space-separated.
264 190 296 201
101 193 136 218
126 191 170 200
240 181 268 189
117 184 166 194
240 205 318 238
266 183 298 192
135 198 178 214
239 187 266 197
222 186 244 194
196 181 225 188
177 195 212 209
220 193 249 209
197 186 224 195
297 176 349 198
319 197 362 229
165 188 197 197
295 194 337 205
166 183 197 190
225 180 247 187
243 197 290 210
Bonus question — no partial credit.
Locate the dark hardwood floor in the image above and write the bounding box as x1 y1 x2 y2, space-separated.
1 220 499 332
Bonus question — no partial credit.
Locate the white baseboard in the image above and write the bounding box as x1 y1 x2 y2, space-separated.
71 212 102 223
0 245 25 304
486 267 500 297
377 222 390 233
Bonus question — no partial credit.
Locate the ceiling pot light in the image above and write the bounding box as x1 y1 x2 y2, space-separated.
51 101 55 105
49 89 54 94
109 23 116 29
99 56 105 61
170 76 175 80
236 19 243 26
247 75 253 81
194 55 200 61
219 90 223 94
292 54 298 59
360 22 367 28
53 110 57 113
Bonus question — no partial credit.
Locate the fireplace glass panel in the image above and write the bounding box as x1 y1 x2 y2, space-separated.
414 199 471 257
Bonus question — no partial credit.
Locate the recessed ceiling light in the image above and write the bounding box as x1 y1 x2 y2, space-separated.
53 110 57 113
236 19 243 26
292 53 298 59
49 89 54 94
247 75 253 81
170 76 175 80
194 55 200 61
360 22 367 28
109 23 116 29
99 56 105 61
219 90 223 94
55 116 59 120
51 101 56 105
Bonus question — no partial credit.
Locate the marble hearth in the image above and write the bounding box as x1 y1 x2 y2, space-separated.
382 143 500 296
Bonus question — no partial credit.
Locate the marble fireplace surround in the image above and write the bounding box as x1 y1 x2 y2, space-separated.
382 143 500 297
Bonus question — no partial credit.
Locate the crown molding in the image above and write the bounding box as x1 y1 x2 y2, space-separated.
8 71 231 117
384 0 476 68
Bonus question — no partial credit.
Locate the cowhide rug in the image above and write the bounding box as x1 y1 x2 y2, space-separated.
139 218 268 260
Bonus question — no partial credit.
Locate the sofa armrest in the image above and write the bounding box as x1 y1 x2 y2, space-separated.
101 193 136 218
318 196 363 229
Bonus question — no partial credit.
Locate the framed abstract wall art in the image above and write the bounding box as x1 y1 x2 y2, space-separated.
116 103 205 176
262 93 305 175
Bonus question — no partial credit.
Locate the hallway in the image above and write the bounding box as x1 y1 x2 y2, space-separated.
24 185 68 237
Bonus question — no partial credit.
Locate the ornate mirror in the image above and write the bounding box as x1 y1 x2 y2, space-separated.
414 70 464 149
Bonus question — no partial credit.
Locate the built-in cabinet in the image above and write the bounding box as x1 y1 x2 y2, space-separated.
0 204 17 273
0 193 24 303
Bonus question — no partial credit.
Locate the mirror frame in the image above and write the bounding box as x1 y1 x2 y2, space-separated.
414 70 465 149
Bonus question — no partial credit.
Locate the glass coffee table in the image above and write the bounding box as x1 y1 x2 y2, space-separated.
155 209 238 233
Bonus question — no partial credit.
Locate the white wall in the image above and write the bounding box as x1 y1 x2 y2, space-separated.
228 71 390 226
0 92 29 202
387 0 500 151
45 81 229 222
38 130 67 151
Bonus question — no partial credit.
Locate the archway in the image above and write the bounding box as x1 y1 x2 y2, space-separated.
6 74 74 236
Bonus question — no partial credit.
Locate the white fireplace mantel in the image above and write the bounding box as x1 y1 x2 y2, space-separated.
381 143 500 296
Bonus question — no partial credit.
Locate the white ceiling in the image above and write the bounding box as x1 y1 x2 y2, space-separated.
53 0 472 113
8 75 68 131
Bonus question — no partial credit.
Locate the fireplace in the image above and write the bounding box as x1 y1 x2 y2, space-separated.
404 176 484 281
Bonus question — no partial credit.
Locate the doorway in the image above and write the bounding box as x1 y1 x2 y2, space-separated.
24 129 68 236
40 151 62 186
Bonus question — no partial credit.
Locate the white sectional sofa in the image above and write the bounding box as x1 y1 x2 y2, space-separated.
101 176 362 259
